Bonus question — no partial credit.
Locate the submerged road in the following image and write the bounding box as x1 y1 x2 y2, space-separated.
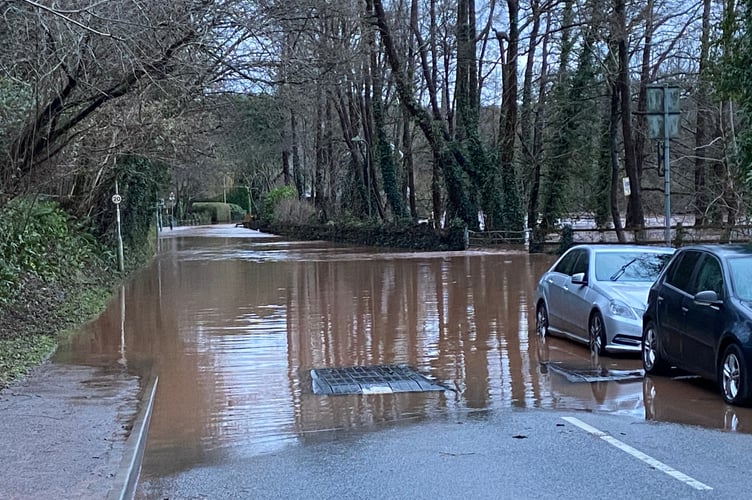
42 224 752 498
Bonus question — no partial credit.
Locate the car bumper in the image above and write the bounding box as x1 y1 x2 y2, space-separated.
603 314 643 353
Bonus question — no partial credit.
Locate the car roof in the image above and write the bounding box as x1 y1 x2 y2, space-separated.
674 243 752 257
567 244 674 254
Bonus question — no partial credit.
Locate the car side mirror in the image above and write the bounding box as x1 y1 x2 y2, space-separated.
694 290 722 306
571 272 587 285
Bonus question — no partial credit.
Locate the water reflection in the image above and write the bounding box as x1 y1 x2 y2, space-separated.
52 225 752 479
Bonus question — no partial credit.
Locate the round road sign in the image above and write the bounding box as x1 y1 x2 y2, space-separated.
112 194 122 204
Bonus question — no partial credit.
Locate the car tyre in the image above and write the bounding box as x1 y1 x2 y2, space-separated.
589 311 607 356
720 344 751 406
536 302 548 337
642 321 669 375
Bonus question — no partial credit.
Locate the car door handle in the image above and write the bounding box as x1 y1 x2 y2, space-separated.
547 279 554 284
681 306 688 313
657 296 664 302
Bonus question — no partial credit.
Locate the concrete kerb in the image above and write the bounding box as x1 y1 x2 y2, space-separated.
108 375 158 500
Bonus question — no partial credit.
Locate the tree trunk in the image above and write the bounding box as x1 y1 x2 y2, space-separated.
539 0 574 230
290 110 303 198
495 0 523 232
616 0 644 229
633 0 653 184
367 0 401 219
374 0 475 227
521 0 541 226
694 0 711 226
609 78 626 243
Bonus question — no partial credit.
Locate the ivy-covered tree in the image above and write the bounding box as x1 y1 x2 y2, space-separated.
718 0 752 188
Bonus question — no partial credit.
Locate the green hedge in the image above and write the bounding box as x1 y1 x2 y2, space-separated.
261 221 467 251
190 202 245 223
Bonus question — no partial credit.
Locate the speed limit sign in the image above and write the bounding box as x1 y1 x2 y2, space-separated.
112 194 122 204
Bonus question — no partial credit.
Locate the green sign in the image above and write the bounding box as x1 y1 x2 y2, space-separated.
647 114 680 139
646 85 681 114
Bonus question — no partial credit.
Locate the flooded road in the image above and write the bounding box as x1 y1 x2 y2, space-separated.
53 225 752 483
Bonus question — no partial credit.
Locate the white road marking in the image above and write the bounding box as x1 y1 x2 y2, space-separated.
562 416 712 491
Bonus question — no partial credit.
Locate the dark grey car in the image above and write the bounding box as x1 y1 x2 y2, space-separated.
642 244 752 406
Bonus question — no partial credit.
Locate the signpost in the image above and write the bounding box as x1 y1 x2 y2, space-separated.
168 191 175 229
155 198 164 253
113 182 124 273
646 85 681 245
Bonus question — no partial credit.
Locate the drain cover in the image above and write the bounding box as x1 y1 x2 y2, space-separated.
311 364 446 395
546 363 644 383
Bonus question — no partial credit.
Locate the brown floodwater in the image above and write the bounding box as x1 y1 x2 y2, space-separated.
53 225 752 478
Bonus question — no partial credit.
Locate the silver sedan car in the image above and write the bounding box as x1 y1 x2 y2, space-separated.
534 244 674 355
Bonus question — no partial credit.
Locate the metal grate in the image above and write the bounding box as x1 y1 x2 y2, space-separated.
545 363 644 383
311 364 446 395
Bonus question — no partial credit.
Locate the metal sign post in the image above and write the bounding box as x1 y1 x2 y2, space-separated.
647 85 680 245
155 198 163 253
113 182 124 273
168 191 175 229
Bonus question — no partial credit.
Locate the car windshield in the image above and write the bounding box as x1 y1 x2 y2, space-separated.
595 252 672 282
728 256 752 301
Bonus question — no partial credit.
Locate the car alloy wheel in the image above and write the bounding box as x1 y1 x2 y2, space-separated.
721 344 749 406
642 321 668 375
536 303 548 337
589 311 606 356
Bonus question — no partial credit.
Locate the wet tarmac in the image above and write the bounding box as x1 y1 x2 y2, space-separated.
51 225 752 486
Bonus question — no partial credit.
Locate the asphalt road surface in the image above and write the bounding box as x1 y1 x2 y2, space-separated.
137 407 751 499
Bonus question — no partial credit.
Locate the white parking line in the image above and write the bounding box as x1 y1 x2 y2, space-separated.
562 417 712 491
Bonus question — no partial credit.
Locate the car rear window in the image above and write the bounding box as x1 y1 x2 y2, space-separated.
595 252 672 282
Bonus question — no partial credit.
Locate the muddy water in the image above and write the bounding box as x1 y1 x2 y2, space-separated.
54 225 752 478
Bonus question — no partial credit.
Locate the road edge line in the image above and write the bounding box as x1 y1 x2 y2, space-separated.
108 375 159 500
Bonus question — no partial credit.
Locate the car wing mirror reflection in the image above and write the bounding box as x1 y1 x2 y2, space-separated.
571 272 587 285
694 290 722 307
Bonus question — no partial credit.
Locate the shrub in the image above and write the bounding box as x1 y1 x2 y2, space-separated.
260 186 297 222
0 198 111 302
229 203 246 221
272 198 316 224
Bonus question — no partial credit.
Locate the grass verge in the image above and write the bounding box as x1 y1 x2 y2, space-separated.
0 336 56 387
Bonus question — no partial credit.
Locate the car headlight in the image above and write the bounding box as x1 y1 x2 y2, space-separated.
608 299 637 319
